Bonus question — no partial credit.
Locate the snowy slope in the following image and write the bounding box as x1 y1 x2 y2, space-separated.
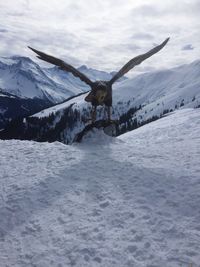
0 108 199 267
113 60 200 122
0 56 115 103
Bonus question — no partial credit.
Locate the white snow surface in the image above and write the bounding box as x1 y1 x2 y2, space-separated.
0 108 200 267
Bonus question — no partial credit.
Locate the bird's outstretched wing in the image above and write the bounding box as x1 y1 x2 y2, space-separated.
28 46 93 87
109 37 170 85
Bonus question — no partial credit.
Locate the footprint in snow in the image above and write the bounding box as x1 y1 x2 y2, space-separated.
93 256 102 263
57 216 66 225
142 214 151 220
99 201 110 208
133 234 144 242
90 208 102 217
126 245 137 253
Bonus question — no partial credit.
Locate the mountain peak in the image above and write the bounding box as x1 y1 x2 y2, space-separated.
78 65 88 71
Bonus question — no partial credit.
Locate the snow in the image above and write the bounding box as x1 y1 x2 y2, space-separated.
0 94 8 98
0 93 15 98
112 60 200 122
0 108 200 267
0 57 16 66
33 93 88 118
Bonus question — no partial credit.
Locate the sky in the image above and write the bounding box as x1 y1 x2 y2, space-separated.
0 0 199 75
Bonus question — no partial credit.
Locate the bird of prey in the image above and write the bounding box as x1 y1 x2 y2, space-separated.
28 37 169 122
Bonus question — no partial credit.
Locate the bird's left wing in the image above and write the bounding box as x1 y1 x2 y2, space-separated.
109 37 170 85
28 46 94 87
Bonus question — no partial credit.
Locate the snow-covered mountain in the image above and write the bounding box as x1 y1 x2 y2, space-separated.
0 56 116 103
0 56 118 128
0 108 200 266
113 60 200 123
2 60 198 143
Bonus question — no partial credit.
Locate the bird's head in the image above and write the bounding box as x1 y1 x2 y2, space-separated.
85 81 110 105
92 81 109 104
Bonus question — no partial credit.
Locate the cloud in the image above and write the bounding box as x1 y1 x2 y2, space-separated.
0 0 199 74
182 44 194 51
0 29 8 33
131 4 163 17
6 12 25 17
131 33 154 41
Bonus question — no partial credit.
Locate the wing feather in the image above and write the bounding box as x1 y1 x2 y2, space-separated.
109 37 170 84
28 46 93 87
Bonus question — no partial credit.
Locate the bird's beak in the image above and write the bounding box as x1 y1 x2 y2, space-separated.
85 92 93 102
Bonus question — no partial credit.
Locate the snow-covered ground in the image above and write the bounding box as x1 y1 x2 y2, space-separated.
0 108 200 267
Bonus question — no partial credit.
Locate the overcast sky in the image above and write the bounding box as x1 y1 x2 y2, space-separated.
0 0 199 74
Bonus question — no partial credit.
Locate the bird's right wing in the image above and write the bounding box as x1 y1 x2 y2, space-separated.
28 46 94 87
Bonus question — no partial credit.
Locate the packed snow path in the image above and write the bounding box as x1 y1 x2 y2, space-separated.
0 108 200 267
